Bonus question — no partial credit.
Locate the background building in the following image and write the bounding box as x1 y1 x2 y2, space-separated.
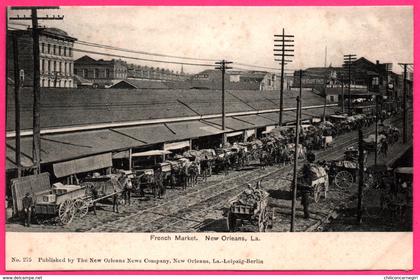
7 28 77 88
74 55 128 88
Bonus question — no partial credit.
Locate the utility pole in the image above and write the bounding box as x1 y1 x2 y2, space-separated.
373 75 380 168
340 73 345 113
215 60 232 146
357 129 364 224
398 63 413 144
290 70 303 232
12 33 23 177
10 6 63 174
274 29 294 127
343 54 357 115
322 46 328 122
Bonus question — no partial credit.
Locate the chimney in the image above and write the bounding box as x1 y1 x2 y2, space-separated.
376 60 380 65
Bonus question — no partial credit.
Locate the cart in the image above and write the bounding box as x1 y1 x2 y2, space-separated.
363 134 386 153
226 186 273 232
297 164 329 203
33 182 88 225
328 160 359 188
75 174 126 218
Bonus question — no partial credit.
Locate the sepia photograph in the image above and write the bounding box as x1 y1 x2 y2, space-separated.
3 5 415 271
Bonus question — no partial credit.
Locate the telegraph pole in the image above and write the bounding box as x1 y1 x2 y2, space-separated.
340 73 345 113
322 46 328 122
290 70 303 232
12 33 23 177
10 6 63 174
399 63 413 144
343 54 356 115
274 29 294 127
357 129 364 224
215 60 232 146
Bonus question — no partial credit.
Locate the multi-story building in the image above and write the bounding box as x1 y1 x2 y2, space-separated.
7 27 77 88
127 64 188 81
74 55 128 88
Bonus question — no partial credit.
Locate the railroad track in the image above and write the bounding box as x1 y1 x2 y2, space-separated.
90 114 410 232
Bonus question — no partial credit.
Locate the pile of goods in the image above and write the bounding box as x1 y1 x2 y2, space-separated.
230 185 269 214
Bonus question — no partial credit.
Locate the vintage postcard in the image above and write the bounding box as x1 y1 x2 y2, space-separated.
4 6 414 271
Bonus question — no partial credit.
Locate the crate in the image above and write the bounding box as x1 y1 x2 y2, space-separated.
36 194 56 204
231 204 253 215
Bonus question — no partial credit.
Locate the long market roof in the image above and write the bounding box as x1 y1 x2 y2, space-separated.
6 87 339 170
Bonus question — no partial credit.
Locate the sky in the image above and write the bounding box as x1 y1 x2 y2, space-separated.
8 6 413 74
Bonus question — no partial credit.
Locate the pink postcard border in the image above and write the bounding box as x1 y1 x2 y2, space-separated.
0 0 417 275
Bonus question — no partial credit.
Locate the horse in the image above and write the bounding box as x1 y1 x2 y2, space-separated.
188 161 200 187
259 150 270 169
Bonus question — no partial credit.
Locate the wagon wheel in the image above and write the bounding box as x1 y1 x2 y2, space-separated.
313 184 321 203
226 211 236 232
58 199 75 225
334 170 353 188
258 208 268 232
73 199 89 218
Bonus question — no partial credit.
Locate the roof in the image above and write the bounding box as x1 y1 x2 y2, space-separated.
110 79 169 89
131 150 172 157
5 87 339 170
74 55 127 66
74 74 93 86
6 87 328 132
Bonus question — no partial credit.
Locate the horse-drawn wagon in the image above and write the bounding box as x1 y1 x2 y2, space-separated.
297 163 329 203
226 183 273 232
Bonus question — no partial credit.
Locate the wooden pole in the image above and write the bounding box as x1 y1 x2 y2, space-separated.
403 64 407 144
291 71 302 232
279 28 285 127
128 148 132 170
12 33 22 178
31 8 41 174
357 129 364 224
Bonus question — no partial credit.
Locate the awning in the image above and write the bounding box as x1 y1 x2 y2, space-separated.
53 153 113 178
394 167 413 174
245 129 255 138
132 150 172 157
265 125 276 133
164 141 190 151
226 131 243 138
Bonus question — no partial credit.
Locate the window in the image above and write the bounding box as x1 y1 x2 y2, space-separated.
64 80 67 87
59 62 62 74
94 68 99 78
106 69 110 78
64 62 67 76
48 60 51 73
47 44 51 54
69 48 72 56
69 80 72 88
41 59 44 73
53 45 56 55
41 79 45 87
53 61 57 73
330 96 334 102
41 43 45 53
83 69 88 78
59 46 62 56
63 47 67 56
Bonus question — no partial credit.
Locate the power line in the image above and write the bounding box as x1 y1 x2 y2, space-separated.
73 47 215 67
75 39 218 63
